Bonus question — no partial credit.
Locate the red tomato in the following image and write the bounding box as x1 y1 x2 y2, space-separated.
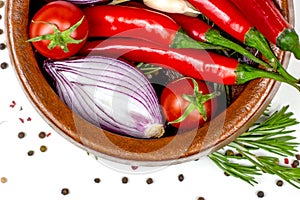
28 1 88 60
160 78 218 130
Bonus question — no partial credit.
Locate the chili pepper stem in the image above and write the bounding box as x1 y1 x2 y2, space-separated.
277 29 300 60
170 29 225 50
236 64 300 92
244 28 298 83
204 29 271 68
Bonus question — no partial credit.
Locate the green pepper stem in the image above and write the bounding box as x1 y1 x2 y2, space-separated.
172 29 271 69
235 64 300 92
245 28 298 83
171 29 225 50
205 29 271 68
277 28 300 60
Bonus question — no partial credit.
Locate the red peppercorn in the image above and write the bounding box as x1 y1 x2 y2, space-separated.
284 158 289 164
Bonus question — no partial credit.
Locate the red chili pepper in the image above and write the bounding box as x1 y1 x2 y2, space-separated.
117 1 269 68
82 4 244 52
229 0 300 59
79 38 300 90
187 0 298 83
168 13 269 68
82 5 179 47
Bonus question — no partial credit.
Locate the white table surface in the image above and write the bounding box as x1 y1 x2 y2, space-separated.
1 1 300 199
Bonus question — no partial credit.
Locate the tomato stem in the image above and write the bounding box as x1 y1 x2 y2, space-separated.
27 16 87 53
168 78 220 125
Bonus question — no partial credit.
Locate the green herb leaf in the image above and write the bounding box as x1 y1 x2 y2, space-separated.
209 105 300 188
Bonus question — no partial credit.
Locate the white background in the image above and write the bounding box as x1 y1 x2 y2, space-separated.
0 0 300 199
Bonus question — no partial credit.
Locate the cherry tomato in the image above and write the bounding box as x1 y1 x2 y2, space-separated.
28 1 88 60
160 78 218 130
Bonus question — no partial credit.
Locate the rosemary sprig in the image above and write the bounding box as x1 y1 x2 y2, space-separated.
236 106 299 157
209 151 261 185
209 105 300 188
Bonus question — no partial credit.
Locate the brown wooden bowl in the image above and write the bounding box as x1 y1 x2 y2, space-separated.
5 0 293 166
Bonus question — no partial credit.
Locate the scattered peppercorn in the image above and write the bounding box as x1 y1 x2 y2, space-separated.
257 191 264 198
296 154 300 160
292 160 299 168
0 1 4 8
225 149 234 156
1 62 8 69
1 177 7 183
224 172 230 176
27 150 34 156
178 174 184 182
276 180 283 187
146 178 153 184
0 43 6 50
131 166 138 170
0 15 2 20
0 29 3 34
61 188 69 195
197 197 205 200
284 158 289 164
40 145 47 152
122 177 128 184
94 178 101 183
38 131 46 139
18 131 26 139
235 153 243 157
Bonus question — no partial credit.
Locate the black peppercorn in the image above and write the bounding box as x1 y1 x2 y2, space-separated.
94 178 101 183
235 153 243 157
197 197 205 200
0 1 4 8
122 177 128 184
296 154 300 160
18 132 26 139
224 172 230 176
0 43 6 50
178 174 184 182
225 149 234 156
146 178 153 184
257 191 264 198
0 29 3 35
276 180 283 187
1 62 8 69
61 188 69 195
292 160 299 168
38 131 46 139
27 150 34 156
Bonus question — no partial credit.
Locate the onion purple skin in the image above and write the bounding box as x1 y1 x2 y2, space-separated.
43 56 165 139
43 0 112 5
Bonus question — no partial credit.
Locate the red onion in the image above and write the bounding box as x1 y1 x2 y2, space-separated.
43 56 165 138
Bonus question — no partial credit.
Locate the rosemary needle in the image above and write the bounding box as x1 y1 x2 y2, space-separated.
209 105 300 188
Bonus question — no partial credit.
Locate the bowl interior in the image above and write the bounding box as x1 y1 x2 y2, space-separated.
5 0 292 166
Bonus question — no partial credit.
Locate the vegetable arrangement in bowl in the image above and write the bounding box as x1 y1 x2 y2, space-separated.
26 0 300 139
5 0 299 164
